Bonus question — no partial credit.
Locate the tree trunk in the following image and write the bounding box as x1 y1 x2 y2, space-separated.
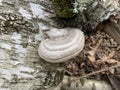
0 0 64 90
52 0 120 44
53 0 120 28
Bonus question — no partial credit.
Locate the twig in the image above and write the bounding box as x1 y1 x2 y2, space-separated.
64 63 120 86
78 63 120 79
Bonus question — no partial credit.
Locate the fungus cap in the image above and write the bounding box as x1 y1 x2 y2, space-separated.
38 28 85 63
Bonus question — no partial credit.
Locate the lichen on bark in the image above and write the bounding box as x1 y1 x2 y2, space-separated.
51 0 77 18
52 0 120 33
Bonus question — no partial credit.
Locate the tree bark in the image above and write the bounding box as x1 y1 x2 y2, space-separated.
52 0 120 44
51 0 76 18
0 0 64 90
53 0 120 28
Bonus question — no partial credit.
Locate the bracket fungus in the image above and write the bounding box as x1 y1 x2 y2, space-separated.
38 28 85 63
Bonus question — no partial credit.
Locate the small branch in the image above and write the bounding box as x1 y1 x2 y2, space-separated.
78 63 120 79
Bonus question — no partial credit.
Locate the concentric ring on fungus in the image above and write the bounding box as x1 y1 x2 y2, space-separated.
38 28 85 63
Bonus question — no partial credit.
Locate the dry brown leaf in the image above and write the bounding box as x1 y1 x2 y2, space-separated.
67 64 72 69
97 51 118 64
88 48 96 55
108 51 115 58
106 59 118 64
87 39 102 63
88 55 96 62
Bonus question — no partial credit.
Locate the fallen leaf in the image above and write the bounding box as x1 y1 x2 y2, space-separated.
97 51 118 65
87 39 102 63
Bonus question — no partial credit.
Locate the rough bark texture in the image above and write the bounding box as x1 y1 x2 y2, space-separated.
52 0 120 44
80 0 120 31
0 0 65 90
52 0 120 31
0 0 119 90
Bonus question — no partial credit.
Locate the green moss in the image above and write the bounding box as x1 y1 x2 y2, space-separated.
52 0 76 18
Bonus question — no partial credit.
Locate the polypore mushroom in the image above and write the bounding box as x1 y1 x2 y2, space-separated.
38 28 85 63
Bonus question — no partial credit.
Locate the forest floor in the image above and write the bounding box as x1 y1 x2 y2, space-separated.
65 31 120 89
